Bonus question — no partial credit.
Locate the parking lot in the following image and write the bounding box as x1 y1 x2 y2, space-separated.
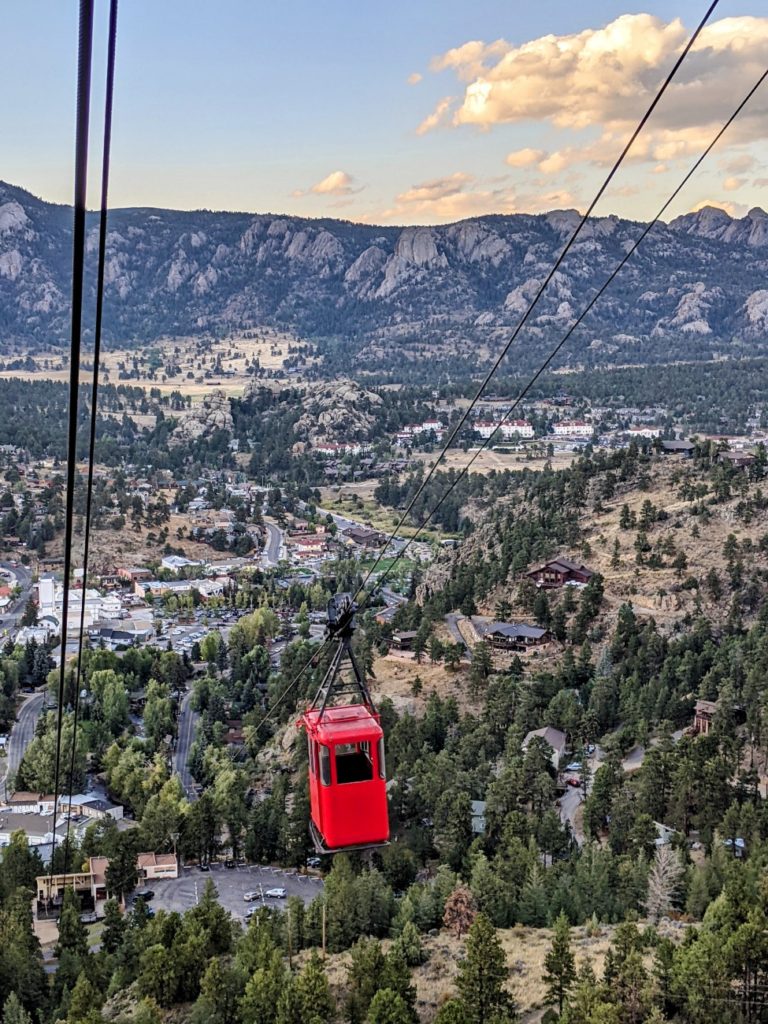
147 863 324 923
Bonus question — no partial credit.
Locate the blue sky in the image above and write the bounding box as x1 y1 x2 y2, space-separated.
3 2 767 224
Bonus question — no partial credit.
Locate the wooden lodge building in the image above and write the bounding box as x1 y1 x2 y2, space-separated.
527 557 595 589
484 621 550 651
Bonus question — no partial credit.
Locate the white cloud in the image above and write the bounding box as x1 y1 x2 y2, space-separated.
429 39 509 82
721 153 758 175
407 72 422 85
723 176 747 192
396 172 474 204
419 14 768 179
367 172 521 223
505 147 545 168
538 151 571 175
416 97 454 136
690 198 746 217
293 170 362 198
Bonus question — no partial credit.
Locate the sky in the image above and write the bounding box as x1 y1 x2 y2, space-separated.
2 1 767 226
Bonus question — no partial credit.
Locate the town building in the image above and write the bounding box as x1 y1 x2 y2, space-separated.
343 526 385 548
36 857 109 916
527 557 595 588
499 419 534 439
628 425 662 439
390 630 418 651
58 794 124 821
693 699 719 736
473 420 499 439
483 622 550 651
117 566 152 583
718 451 756 470
3 792 56 815
471 800 487 835
553 420 593 438
313 441 372 456
661 440 695 456
137 852 179 881
522 726 568 771
161 555 203 573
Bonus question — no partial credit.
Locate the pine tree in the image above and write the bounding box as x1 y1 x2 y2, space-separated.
296 951 335 1023
381 945 417 1023
456 913 513 1024
544 912 577 1016
101 899 125 954
66 972 103 1024
2 994 32 1024
433 1001 465 1024
395 920 424 966
54 889 89 961
366 989 412 1024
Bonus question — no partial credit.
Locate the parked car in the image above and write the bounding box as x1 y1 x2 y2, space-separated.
244 891 260 902
245 906 257 919
265 887 287 899
306 856 322 869
224 859 235 869
134 889 155 902
565 762 582 773
199 862 210 872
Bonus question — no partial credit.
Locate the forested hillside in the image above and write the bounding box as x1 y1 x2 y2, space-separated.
3 446 768 1022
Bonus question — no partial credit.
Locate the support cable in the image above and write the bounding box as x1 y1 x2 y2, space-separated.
352 0 720 600
352 65 768 609
64 0 120 873
49 0 95 885
244 55 764 743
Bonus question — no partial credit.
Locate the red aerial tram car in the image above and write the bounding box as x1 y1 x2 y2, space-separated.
299 594 390 853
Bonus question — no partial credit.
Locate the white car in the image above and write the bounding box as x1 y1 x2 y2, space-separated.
243 891 260 902
265 887 287 899
565 762 582 773
245 905 257 918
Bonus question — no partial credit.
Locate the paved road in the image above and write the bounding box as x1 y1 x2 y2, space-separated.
150 863 324 922
175 690 199 801
262 520 284 567
381 587 407 608
0 560 33 636
1 691 44 795
558 743 653 844
444 613 472 661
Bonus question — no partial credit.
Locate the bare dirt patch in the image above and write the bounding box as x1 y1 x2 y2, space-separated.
304 924 616 1022
413 448 578 476
370 652 474 714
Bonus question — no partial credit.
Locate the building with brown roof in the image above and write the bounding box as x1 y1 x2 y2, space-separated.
137 852 178 880
527 557 595 589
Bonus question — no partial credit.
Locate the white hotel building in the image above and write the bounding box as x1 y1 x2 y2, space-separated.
553 420 593 438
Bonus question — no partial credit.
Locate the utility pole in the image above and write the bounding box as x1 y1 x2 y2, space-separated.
321 900 326 957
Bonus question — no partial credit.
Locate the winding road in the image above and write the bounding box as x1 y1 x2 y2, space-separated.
0 560 33 636
262 520 284 567
444 612 472 661
175 690 200 801
1 691 44 797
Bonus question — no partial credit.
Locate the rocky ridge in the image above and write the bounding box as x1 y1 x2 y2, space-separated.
170 390 234 446
2 180 768 373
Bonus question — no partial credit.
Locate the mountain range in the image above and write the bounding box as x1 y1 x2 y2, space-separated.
2 179 768 376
